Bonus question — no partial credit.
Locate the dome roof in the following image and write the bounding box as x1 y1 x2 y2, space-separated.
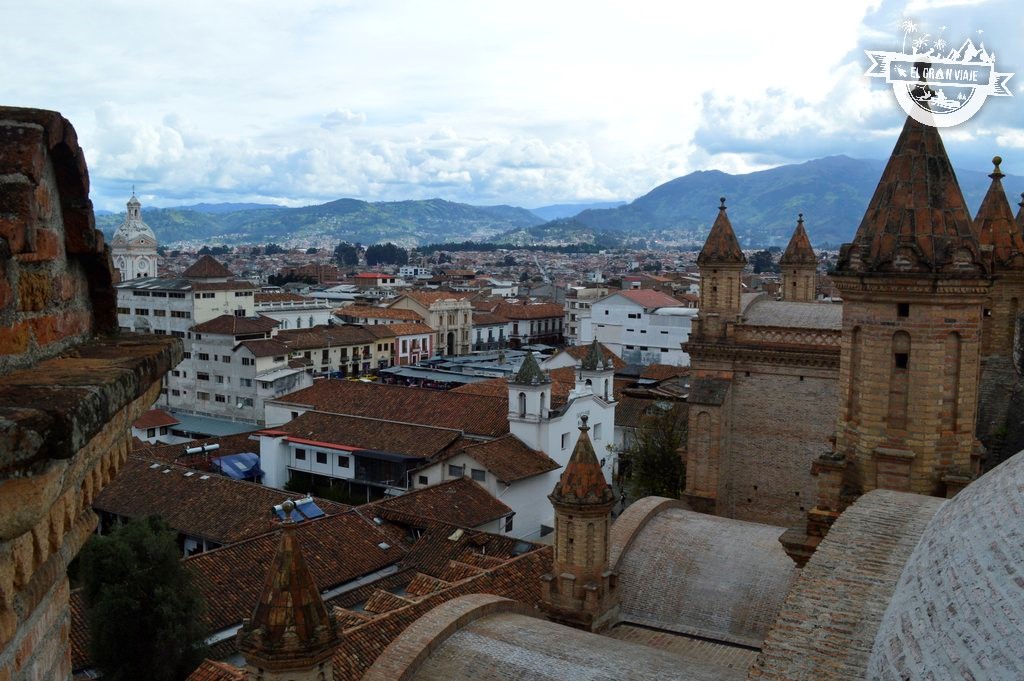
112 194 156 247
867 452 1024 679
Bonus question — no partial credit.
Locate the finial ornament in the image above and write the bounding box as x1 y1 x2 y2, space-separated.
992 155 1004 178
798 213 804 225
579 413 590 431
719 196 727 211
1019 192 1024 209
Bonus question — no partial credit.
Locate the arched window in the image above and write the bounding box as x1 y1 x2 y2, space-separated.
540 392 546 415
604 378 609 400
518 392 527 418
888 331 911 431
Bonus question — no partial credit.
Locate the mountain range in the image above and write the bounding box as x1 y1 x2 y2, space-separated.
97 156 1024 249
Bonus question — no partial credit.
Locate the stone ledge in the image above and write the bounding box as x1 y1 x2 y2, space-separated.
0 334 181 472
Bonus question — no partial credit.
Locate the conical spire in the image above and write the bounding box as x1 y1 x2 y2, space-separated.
238 501 339 669
551 415 614 503
697 197 746 265
836 115 982 275
779 213 817 266
974 156 1024 270
513 350 549 385
1016 192 1024 231
581 338 604 371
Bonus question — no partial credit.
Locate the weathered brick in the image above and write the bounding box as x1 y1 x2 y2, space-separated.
0 325 29 356
16 272 49 312
14 228 59 263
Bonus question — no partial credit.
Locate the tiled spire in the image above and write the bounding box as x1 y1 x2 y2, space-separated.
512 350 549 385
697 197 746 265
975 157 1024 270
779 214 817 266
836 115 982 275
237 501 339 670
1016 192 1024 232
550 415 614 504
580 338 604 371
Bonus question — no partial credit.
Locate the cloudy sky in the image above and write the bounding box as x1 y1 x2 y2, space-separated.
3 0 1022 211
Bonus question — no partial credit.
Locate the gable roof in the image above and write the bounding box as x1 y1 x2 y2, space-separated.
275 324 377 350
446 435 560 484
182 254 235 279
779 214 817 266
697 198 746 265
494 302 565 320
372 478 513 528
238 338 289 357
267 410 462 459
192 314 278 335
271 380 510 438
556 342 626 370
615 288 684 309
132 408 180 430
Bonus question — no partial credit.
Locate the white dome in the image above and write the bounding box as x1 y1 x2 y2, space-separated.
112 194 156 248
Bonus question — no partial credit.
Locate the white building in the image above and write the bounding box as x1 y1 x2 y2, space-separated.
111 193 158 281
586 289 696 366
564 286 608 346
254 292 334 330
398 265 432 280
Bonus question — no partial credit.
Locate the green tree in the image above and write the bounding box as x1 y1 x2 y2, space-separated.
623 402 687 499
365 242 409 266
79 516 208 681
306 247 319 254
750 249 779 274
333 242 359 266
264 242 285 255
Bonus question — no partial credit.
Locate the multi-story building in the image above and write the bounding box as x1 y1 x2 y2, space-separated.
586 289 695 366
494 301 565 347
471 312 511 351
389 291 473 356
254 291 333 330
275 324 383 377
564 285 608 345
333 304 424 326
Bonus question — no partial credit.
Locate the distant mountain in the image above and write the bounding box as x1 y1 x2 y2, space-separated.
529 201 627 222
96 198 543 247
506 156 1024 248
174 202 286 214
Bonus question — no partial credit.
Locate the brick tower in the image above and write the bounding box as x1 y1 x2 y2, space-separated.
830 115 989 500
779 214 817 302
694 197 746 338
237 501 341 681
540 415 619 632
974 157 1024 462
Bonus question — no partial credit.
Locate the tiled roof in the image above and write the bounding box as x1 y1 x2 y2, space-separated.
779 214 817 266
697 199 746 265
472 312 509 326
185 510 407 633
132 408 180 430
336 305 424 321
269 410 462 459
271 380 510 438
974 158 1024 271
383 322 435 336
186 660 245 681
616 288 684 309
453 367 625 410
371 478 512 528
836 115 982 275
494 302 564 320
640 364 689 381
93 456 348 545
238 338 289 357
275 324 377 350
191 314 278 335
580 338 604 370
69 589 89 671
742 298 842 330
254 292 307 303
512 351 549 385
134 431 264 467
182 255 235 279
551 419 613 503
400 291 473 306
615 395 655 430
559 342 626 370
446 435 560 484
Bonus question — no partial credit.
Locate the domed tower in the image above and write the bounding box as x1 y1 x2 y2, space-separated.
237 500 341 681
779 213 817 302
540 415 619 632
831 115 990 500
111 192 158 280
508 351 552 450
695 197 746 339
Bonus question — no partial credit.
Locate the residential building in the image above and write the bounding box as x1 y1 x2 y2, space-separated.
254 291 334 329
275 324 384 377
389 291 473 356
471 312 511 351
372 322 435 365
564 285 608 346
333 304 424 325
398 264 432 279
494 301 565 347
587 289 696 366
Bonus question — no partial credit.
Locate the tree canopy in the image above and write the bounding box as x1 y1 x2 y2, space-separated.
333 241 359 266
365 242 409 266
750 249 780 274
622 402 687 499
79 516 208 681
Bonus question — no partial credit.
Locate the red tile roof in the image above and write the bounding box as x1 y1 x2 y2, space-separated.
398 291 473 306
616 288 684 309
383 322 435 336
551 419 613 503
254 292 307 303
132 408 180 430
192 314 278 335
93 456 348 545
238 338 289 358
640 364 689 381
269 410 462 459
446 435 560 483
335 305 424 321
780 214 817 266
698 198 746 265
69 589 89 672
473 312 509 326
275 324 377 350
559 342 626 370
371 478 512 528
182 255 235 279
494 302 564 320
134 431 264 467
975 158 1024 271
186 661 245 681
272 380 510 438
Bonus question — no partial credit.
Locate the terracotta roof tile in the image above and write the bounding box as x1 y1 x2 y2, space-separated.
275 324 377 350
134 431 264 467
272 381 510 438
779 214 817 266
494 302 564 320
191 314 278 335
559 342 626 370
442 435 560 484
182 255 235 279
186 661 245 681
974 157 1024 271
550 418 614 503
472 312 509 326
269 410 462 459
239 338 289 357
697 198 746 265
371 478 512 528
616 288 685 309
132 408 180 430
837 115 983 275
639 364 689 381
374 322 434 337
93 456 348 545
254 292 307 303
69 589 89 671
335 305 424 321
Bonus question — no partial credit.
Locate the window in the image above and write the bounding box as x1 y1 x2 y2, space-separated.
171 389 180 397
240 378 252 387
337 455 350 468
196 372 210 381
146 428 155 438
561 432 570 450
171 310 190 319
239 397 254 407
315 452 327 465
897 302 910 317
593 423 602 440
198 353 210 361
134 308 149 315
153 309 166 317
242 357 254 366
471 468 486 482
116 307 130 314
627 313 640 319
504 515 514 533
448 464 464 477
222 355 231 363
215 394 226 403
196 392 210 401
182 351 192 359
171 330 185 338
895 353 909 370
295 448 306 461
418 475 429 485
172 370 181 377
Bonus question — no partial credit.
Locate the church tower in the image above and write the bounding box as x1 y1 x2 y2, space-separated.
540 415 619 632
508 351 552 451
695 197 746 338
111 192 158 281
576 338 615 403
237 500 341 681
779 214 817 302
830 115 989 500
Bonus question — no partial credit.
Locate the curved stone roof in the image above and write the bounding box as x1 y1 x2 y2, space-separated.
750 490 943 681
386 596 740 681
615 505 796 647
867 452 1024 680
742 297 842 330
